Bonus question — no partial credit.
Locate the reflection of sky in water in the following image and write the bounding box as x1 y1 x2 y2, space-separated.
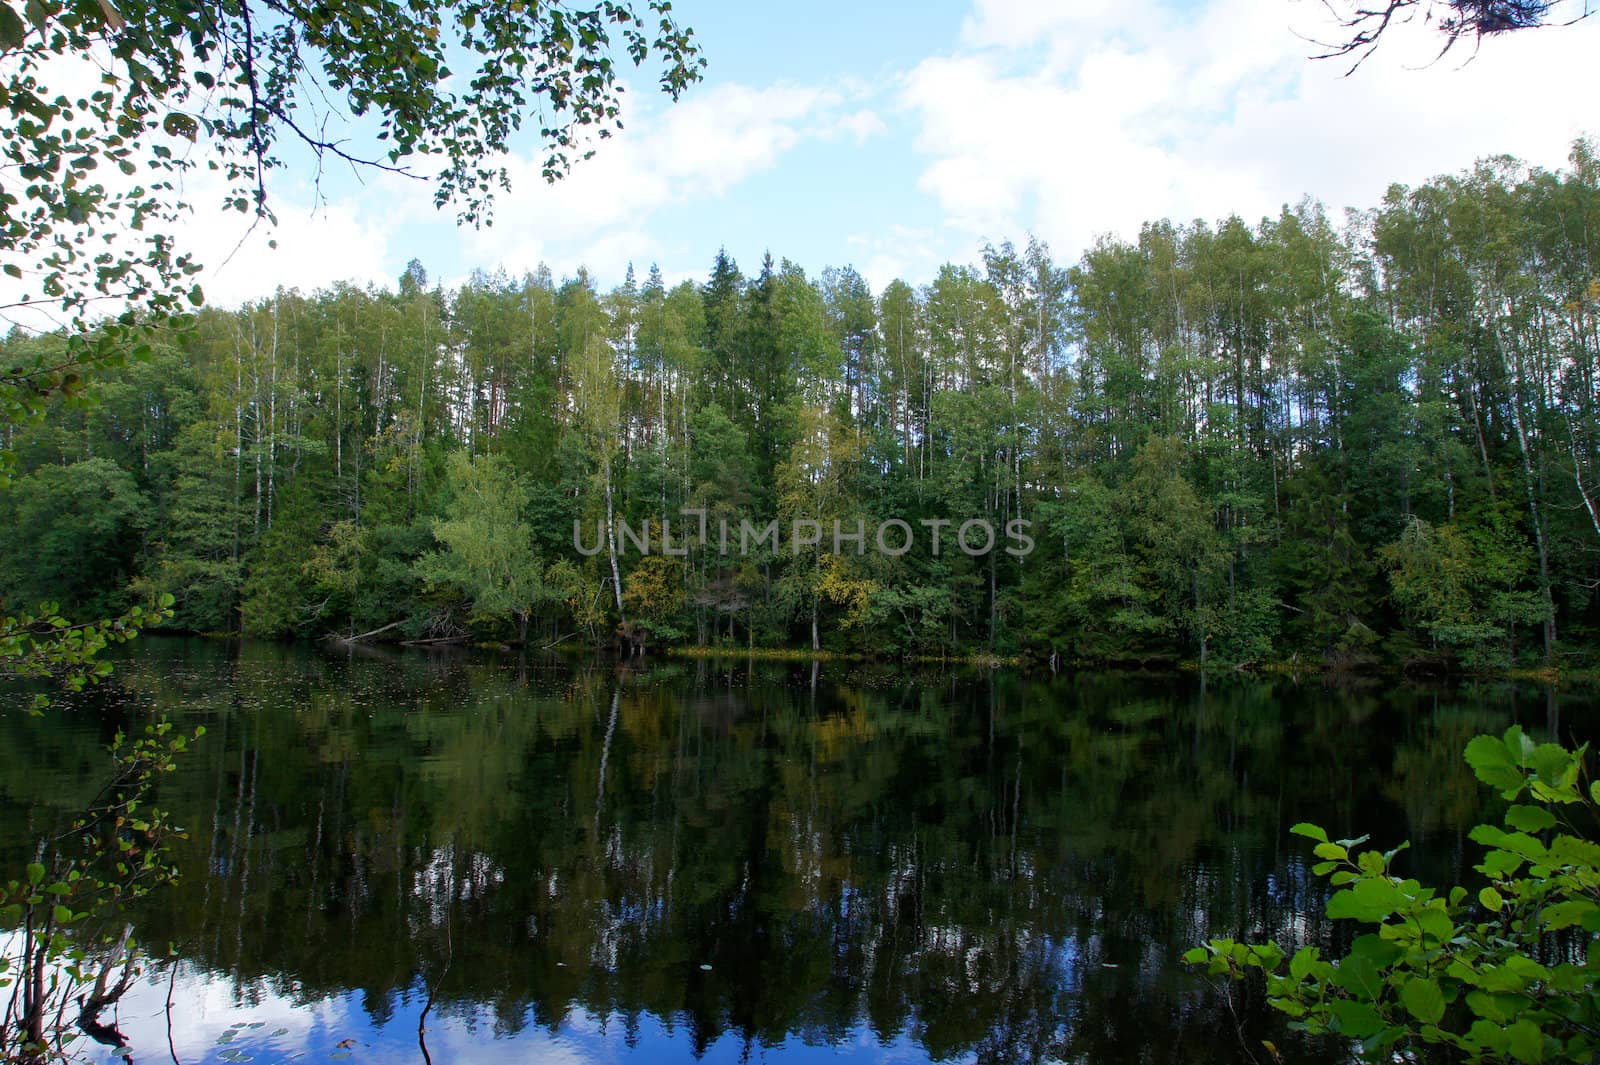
86 964 961 1064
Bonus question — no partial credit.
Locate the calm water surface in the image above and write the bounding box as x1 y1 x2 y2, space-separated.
1 639 1589 1064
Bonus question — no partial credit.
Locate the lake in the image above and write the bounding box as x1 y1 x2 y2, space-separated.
0 639 1585 1064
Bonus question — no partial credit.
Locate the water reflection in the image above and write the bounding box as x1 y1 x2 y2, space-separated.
0 640 1585 1064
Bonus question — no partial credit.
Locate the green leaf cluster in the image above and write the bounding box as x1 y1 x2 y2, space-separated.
1186 726 1600 1063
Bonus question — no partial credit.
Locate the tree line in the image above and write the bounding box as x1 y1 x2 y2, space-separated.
3 142 1598 669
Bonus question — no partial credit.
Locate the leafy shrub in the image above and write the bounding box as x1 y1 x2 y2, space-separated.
1187 726 1600 1064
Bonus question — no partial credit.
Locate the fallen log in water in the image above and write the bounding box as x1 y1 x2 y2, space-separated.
326 619 406 643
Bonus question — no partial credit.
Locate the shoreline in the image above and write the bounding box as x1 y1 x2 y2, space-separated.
132 629 1600 684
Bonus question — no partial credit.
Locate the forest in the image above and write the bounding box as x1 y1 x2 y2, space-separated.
2 143 1598 671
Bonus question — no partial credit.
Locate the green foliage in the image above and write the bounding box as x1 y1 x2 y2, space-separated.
1 0 703 494
134 424 244 632
1026 479 1167 660
1186 726 1600 1063
0 458 150 617
0 4 705 1056
238 475 328 638
623 555 687 642
1272 462 1379 662
0 594 173 713
1384 507 1545 668
7 138 1600 663
414 452 558 641
0 714 203 1060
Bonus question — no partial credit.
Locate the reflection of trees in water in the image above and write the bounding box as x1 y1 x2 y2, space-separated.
2 643 1586 1064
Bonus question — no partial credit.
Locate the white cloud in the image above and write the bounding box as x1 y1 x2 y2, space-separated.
960 0 1127 54
847 225 963 292
1203 18 1600 215
0 145 407 326
19 0 1588 318
464 81 867 280
29 76 868 316
182 191 399 307
905 0 1600 262
828 109 891 143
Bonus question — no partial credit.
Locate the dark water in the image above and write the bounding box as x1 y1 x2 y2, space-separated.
0 639 1588 1064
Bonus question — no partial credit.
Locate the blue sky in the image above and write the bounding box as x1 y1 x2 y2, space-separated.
184 0 1600 305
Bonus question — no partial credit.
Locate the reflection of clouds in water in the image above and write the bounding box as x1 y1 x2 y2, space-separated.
83 964 949 1064
422 1012 948 1064
425 1017 598 1064
0 938 322 1065
82 966 348 1064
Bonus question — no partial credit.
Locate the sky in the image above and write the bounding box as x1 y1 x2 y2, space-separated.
180 0 1600 305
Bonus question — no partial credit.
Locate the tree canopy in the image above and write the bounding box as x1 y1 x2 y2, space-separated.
1 0 703 702
0 0 704 477
6 143 1599 670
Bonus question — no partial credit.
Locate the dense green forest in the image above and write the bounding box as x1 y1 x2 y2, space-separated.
3 144 1599 670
